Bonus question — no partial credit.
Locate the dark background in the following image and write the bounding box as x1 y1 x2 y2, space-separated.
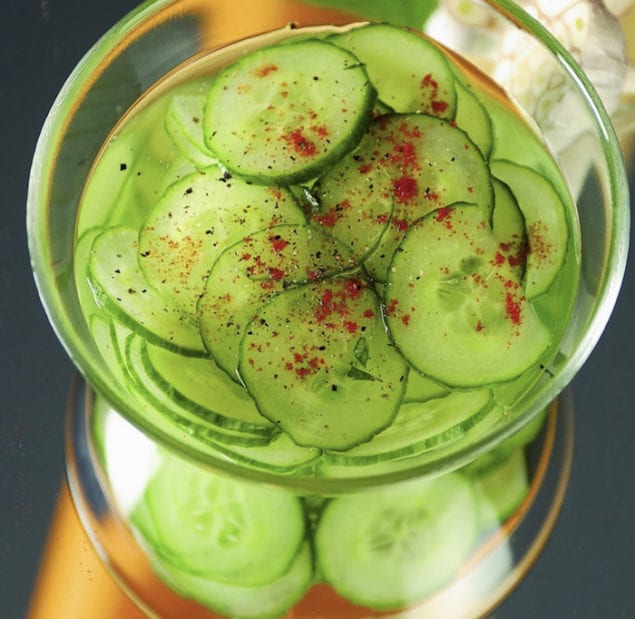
1 1 634 617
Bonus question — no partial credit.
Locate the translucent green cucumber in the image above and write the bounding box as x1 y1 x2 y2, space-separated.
492 176 528 281
385 203 550 387
490 159 570 298
204 38 377 184
138 167 305 315
165 94 217 168
198 223 356 377
149 543 314 619
453 79 493 159
144 342 276 435
133 450 306 587
323 389 495 465
315 472 479 610
328 23 456 118
238 277 408 451
403 371 450 403
312 113 493 281
124 335 274 448
87 226 207 356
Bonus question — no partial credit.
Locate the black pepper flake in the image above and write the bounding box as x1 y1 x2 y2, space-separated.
120 163 127 171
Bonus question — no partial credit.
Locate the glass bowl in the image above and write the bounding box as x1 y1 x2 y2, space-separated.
27 0 629 616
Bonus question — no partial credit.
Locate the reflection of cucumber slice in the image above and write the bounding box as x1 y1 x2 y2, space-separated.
149 543 314 619
329 23 456 118
490 159 570 299
87 226 207 356
137 451 306 586
471 449 529 528
385 204 550 387
238 277 408 451
315 472 478 610
204 38 376 184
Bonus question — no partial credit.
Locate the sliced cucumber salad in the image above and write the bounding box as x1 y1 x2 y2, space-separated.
77 22 577 468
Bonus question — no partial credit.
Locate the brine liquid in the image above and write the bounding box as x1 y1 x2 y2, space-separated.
74 23 579 473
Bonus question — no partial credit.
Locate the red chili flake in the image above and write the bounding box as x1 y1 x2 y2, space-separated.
392 217 410 232
494 252 506 265
343 278 364 299
505 292 522 326
431 100 449 114
467 186 474 193
282 129 316 158
424 189 439 201
385 298 399 316
377 213 388 225
436 207 451 222
363 309 375 319
392 176 419 203
241 252 252 261
421 74 439 90
269 235 289 253
343 320 358 333
358 163 372 174
314 208 339 228
268 267 285 280
398 122 422 140
311 124 329 137
390 140 418 169
476 321 484 332
253 63 278 77
401 314 411 326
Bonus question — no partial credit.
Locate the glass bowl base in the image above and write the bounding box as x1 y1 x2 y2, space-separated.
65 375 574 619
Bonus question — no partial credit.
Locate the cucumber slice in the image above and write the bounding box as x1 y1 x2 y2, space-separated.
315 472 479 610
385 204 550 387
124 335 274 448
403 371 450 403
136 449 306 586
144 342 276 435
490 159 570 299
125 335 277 447
148 543 314 619
75 226 105 319
165 94 218 168
313 113 493 281
323 389 494 466
138 167 305 316
492 177 528 281
329 23 456 118
198 223 356 377
204 38 377 184
206 430 321 474
87 226 207 356
453 79 493 159
238 277 408 451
